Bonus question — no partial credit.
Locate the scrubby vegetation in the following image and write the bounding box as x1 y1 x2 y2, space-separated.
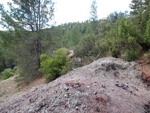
39 48 72 82
0 0 150 84
0 68 15 80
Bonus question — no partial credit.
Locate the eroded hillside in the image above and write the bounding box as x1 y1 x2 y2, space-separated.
0 57 150 113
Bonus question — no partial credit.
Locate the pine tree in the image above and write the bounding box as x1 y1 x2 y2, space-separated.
130 0 144 15
90 0 98 34
0 0 54 69
90 0 98 21
0 0 54 83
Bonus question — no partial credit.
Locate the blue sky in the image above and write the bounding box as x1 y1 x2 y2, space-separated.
0 0 132 30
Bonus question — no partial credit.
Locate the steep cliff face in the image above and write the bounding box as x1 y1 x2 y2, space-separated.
0 57 150 113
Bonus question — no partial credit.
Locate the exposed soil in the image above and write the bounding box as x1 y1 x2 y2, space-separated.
0 57 150 113
0 75 45 107
140 62 150 86
0 76 17 97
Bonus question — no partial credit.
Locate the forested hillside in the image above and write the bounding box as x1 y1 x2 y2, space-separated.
0 0 150 84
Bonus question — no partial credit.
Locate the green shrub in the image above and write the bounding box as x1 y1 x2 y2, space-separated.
124 49 139 61
13 66 19 75
0 68 15 80
95 37 109 56
109 46 121 58
39 48 72 83
40 54 49 63
74 34 98 58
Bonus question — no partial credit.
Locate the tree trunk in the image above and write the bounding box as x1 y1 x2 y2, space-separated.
37 37 41 69
34 37 41 69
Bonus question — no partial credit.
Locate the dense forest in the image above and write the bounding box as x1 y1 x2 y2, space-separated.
0 0 150 84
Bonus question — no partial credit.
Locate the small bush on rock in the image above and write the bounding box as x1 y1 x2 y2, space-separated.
39 48 72 83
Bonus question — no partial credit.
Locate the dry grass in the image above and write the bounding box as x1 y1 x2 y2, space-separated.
0 76 17 97
0 75 45 98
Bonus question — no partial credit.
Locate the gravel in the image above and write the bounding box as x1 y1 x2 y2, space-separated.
0 57 150 113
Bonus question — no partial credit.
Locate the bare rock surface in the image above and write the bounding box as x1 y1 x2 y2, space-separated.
0 57 150 113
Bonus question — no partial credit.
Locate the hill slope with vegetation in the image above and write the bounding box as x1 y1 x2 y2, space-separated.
0 0 150 84
0 0 150 112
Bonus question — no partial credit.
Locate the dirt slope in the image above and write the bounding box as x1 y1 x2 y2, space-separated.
0 76 17 98
0 57 150 113
0 75 45 107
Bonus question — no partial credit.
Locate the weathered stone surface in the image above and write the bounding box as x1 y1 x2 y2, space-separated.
0 57 150 113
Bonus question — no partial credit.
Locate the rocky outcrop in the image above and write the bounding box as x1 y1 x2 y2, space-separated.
0 57 150 113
